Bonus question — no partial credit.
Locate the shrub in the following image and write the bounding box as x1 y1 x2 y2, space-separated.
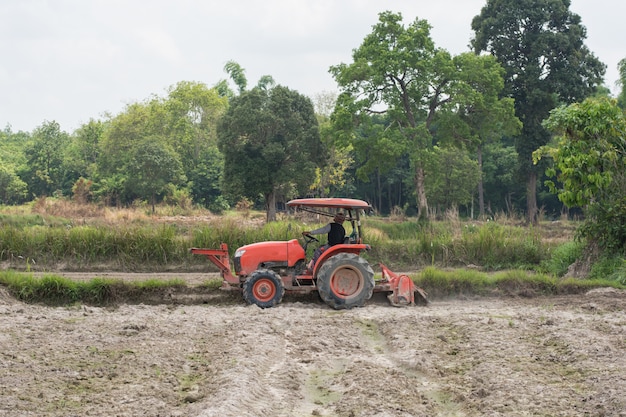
540 241 585 276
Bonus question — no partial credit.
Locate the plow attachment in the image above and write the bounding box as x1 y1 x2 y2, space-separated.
379 263 428 307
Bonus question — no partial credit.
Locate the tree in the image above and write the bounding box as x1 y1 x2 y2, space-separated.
330 12 516 219
330 11 444 219
436 53 521 218
472 0 606 223
217 85 323 221
223 60 248 94
481 141 522 215
220 60 275 97
425 146 480 213
23 121 71 197
0 164 27 204
72 119 105 177
126 138 186 213
163 81 228 208
535 97 626 254
98 101 164 177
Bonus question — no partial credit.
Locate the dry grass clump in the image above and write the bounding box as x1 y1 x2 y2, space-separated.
32 197 106 219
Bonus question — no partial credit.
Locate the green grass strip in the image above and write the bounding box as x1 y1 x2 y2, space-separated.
0 271 195 305
413 266 624 298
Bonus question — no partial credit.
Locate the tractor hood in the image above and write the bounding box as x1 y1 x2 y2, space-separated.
234 239 305 276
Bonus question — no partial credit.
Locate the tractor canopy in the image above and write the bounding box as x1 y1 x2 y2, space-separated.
287 198 371 211
287 198 371 245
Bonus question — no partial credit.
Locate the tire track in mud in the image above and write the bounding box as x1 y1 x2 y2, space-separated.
196 306 304 417
196 304 440 416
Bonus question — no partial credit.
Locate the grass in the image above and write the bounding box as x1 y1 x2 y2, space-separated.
413 267 623 298
0 270 198 305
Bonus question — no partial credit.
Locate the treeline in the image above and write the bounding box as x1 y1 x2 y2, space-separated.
1 3 626 224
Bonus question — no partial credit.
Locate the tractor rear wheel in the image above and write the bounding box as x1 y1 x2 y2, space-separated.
316 253 374 310
243 269 285 308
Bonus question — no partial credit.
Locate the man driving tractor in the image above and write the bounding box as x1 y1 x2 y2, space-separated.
302 212 346 271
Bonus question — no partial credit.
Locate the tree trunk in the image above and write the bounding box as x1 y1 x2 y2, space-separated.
526 171 538 225
376 168 382 215
266 190 277 222
477 145 485 219
414 166 429 220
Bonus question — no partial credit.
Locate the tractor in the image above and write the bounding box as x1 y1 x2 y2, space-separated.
191 198 426 309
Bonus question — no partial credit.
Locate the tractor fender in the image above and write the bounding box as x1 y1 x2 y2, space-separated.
313 243 370 275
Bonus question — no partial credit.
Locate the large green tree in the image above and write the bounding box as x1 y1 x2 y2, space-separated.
536 97 626 255
330 11 519 218
217 85 323 221
471 0 606 223
330 11 445 219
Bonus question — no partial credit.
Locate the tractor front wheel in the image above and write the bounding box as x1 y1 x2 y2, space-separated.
243 269 285 308
317 253 374 310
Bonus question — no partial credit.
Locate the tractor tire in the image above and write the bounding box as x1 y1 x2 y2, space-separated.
316 253 374 310
243 269 285 309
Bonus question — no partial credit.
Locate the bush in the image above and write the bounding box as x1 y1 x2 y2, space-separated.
589 255 626 285
540 241 585 276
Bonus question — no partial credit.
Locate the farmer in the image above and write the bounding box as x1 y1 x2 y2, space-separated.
302 212 346 271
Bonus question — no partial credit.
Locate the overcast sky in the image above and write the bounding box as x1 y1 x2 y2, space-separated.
1 0 623 133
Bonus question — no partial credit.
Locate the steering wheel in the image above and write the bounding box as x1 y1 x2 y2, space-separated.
302 233 319 252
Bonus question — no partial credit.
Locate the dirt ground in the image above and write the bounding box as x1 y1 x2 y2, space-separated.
1 277 625 417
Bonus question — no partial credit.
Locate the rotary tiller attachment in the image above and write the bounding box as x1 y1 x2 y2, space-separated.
379 263 428 306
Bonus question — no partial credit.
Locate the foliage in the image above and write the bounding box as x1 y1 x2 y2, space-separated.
481 141 522 215
0 164 28 204
21 121 71 197
441 53 522 217
330 12 520 219
472 0 606 223
425 146 480 209
330 11 440 219
126 138 186 213
537 97 626 254
94 82 226 208
71 177 93 204
162 81 227 170
539 241 585 276
589 255 626 285
187 146 224 209
217 85 323 221
68 119 106 181
617 58 626 109
309 107 354 198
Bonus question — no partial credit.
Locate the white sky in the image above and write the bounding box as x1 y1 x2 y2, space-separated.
1 0 623 133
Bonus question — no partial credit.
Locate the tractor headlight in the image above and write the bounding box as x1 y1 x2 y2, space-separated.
235 249 246 258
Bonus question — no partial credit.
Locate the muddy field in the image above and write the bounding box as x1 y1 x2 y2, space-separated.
1 283 625 417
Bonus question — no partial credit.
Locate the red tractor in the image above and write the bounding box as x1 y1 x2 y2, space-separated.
191 198 426 309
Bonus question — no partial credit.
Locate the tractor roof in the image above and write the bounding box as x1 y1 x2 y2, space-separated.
286 198 371 210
